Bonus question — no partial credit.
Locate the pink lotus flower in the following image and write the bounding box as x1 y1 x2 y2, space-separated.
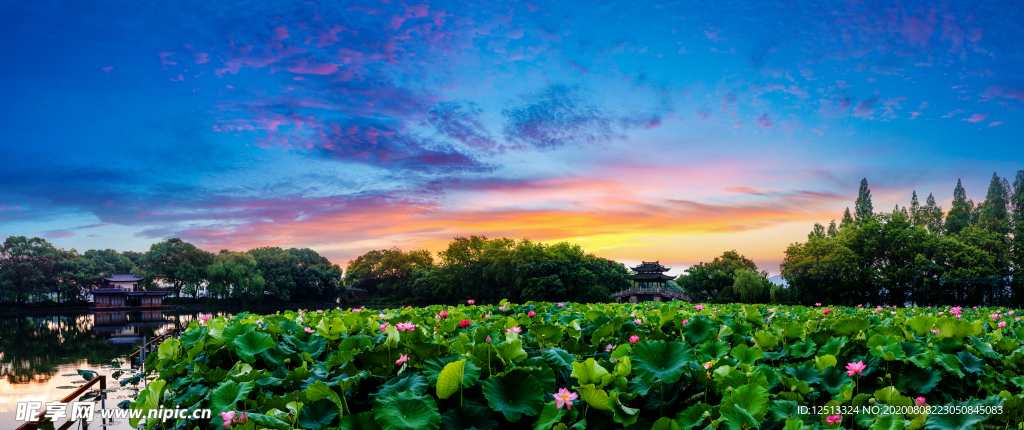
931 329 939 334
629 335 640 344
221 411 236 428
304 327 314 334
915 397 927 407
507 326 522 334
439 310 448 318
468 300 475 305
857 304 863 307
825 414 841 425
634 318 643 324
396 322 408 331
823 308 831 315
682 319 689 325
380 323 388 331
845 360 866 377
460 320 471 328
486 335 492 343
379 313 386 318
499 306 505 311
606 344 615 352
396 354 409 365
405 323 417 331
528 311 536 317
1009 311 1015 316
815 303 822 307
553 388 578 410
999 321 1007 328
1016 317 1021 322
557 302 565 307
695 305 704 311
992 313 1002 320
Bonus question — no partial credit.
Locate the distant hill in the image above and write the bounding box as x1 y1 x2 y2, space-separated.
768 276 788 287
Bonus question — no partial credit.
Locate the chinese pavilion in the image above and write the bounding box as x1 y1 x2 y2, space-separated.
91 274 168 309
624 261 676 288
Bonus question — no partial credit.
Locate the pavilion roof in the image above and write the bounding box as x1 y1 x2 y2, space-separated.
630 261 671 273
625 273 677 281
103 273 144 282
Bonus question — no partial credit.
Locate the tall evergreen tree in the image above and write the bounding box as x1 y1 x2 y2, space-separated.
809 223 826 240
923 193 944 234
1011 171 1024 289
827 220 838 238
854 178 874 222
840 207 854 229
945 179 974 235
979 172 1011 234
910 191 922 227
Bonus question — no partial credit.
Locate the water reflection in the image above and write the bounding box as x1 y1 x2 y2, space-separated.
0 310 232 430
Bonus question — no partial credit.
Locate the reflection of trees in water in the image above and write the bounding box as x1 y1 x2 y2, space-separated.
0 311 235 385
0 314 155 385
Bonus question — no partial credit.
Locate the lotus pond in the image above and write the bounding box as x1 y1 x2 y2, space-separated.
136 302 1024 429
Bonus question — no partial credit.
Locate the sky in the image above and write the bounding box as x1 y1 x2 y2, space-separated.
1 0 1023 276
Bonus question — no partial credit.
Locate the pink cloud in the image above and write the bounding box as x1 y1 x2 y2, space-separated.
963 113 989 123
192 52 209 64
982 85 1024 102
853 97 879 117
565 59 589 74
941 109 964 118
286 58 340 75
754 113 773 128
101 66 113 73
811 129 824 135
0 205 22 211
989 121 1003 127
158 51 177 67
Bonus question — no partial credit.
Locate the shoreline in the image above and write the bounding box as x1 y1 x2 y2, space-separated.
0 301 348 316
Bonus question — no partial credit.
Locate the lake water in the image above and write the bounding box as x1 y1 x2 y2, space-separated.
0 310 233 430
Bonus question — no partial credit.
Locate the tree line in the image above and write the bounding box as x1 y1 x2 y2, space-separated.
0 237 343 305
779 172 1024 306
344 236 629 305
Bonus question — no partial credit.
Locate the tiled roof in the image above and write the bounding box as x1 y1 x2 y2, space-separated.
104 273 144 282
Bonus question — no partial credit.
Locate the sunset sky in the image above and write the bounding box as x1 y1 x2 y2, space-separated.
2 0 1022 275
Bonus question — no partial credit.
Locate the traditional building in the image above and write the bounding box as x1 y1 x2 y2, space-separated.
91 274 169 309
625 261 676 288
614 261 692 303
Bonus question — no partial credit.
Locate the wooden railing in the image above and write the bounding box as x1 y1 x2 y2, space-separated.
612 287 693 302
130 328 182 366
16 376 106 430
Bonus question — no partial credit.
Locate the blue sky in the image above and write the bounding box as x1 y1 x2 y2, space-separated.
1 0 1022 274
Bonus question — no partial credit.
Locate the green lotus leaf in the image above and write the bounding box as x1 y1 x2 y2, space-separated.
675 403 712 430
730 344 764 365
681 317 717 344
923 396 1003 430
306 380 345 417
577 384 612 411
531 323 564 344
209 380 253 425
818 336 847 356
233 331 275 363
813 354 837 371
442 405 500 430
316 317 346 340
480 369 544 423
77 369 97 381
722 383 768 422
768 400 804 422
720 403 760 430
652 417 681 430
496 339 528 363
907 315 937 336
870 414 905 430
570 358 612 387
129 379 166 429
831 316 868 336
956 350 985 373
935 317 981 340
157 338 180 361
905 367 942 394
542 347 575 370
298 399 340 430
608 390 639 425
248 413 291 430
376 373 429 399
788 339 817 358
373 390 442 430
338 411 381 430
532 402 568 430
753 331 779 351
697 339 731 361
631 341 693 384
819 366 852 394
743 305 763 326
437 359 466 399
